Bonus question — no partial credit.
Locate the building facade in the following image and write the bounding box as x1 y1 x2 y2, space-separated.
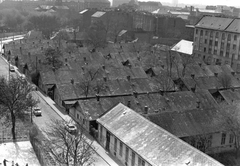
112 0 130 7
193 16 240 72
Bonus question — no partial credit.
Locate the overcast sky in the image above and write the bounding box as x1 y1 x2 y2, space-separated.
112 0 240 7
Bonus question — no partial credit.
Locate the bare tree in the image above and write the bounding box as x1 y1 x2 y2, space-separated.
218 73 232 89
78 67 105 98
153 73 175 94
42 120 94 166
44 47 63 70
217 103 240 158
0 76 38 140
183 134 212 153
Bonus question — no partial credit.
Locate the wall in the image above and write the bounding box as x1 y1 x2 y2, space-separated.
69 105 90 131
98 124 151 166
193 27 240 72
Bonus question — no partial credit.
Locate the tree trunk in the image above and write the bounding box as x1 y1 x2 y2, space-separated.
11 111 16 141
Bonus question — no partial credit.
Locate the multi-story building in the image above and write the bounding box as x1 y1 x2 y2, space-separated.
84 0 110 9
138 1 162 12
112 0 130 7
193 16 240 72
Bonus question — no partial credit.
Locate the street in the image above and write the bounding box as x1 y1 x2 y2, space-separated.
0 36 121 166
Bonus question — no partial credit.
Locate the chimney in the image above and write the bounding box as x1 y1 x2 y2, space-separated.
231 71 235 76
19 47 21 50
52 67 55 72
196 101 200 108
214 73 218 77
127 100 131 108
33 41 35 44
102 65 105 70
133 91 138 98
191 74 195 79
65 58 68 62
83 57 86 61
198 63 202 67
41 47 43 50
127 75 131 81
161 65 165 69
71 79 74 84
96 94 100 101
103 76 107 82
144 106 148 114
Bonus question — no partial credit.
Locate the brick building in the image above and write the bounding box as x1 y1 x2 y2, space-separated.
193 16 240 72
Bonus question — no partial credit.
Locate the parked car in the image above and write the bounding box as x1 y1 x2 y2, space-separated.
9 65 15 72
33 106 42 116
65 123 77 134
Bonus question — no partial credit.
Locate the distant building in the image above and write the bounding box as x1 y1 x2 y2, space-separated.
138 1 162 12
112 0 130 7
84 0 110 9
193 16 240 72
172 0 178 7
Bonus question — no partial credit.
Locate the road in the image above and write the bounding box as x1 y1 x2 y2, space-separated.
0 36 121 166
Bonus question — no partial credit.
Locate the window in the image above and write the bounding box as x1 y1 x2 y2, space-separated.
200 30 203 36
125 147 129 163
114 137 117 152
220 51 223 56
214 50 217 55
205 39 207 44
204 47 206 52
215 41 218 46
232 54 235 60
221 133 226 145
227 34 231 41
196 29 198 34
210 31 213 37
77 114 79 119
216 32 219 38
120 142 123 157
205 31 208 36
222 33 225 40
227 43 230 50
233 44 236 50
208 48 212 54
220 42 224 49
234 35 237 40
209 40 213 45
226 52 229 58
132 152 135 166
138 157 145 166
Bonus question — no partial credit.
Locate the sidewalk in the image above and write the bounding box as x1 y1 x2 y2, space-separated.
35 91 123 166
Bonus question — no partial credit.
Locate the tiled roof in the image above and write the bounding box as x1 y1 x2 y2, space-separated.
195 16 233 30
97 103 223 166
220 89 240 104
57 83 78 100
147 108 221 138
225 19 240 33
171 39 193 55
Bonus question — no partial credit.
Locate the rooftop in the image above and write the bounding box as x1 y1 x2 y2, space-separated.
171 39 193 55
97 103 223 166
195 16 233 30
92 11 106 18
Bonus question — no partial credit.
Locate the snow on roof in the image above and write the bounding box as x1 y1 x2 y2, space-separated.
92 11 106 18
171 39 193 55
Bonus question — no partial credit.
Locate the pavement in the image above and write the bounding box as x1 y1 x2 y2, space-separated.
34 90 123 166
0 141 41 166
0 37 123 166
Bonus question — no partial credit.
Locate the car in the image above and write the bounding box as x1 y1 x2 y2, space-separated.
65 123 77 134
9 65 15 72
33 106 42 116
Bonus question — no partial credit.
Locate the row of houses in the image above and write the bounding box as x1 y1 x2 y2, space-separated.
3 35 240 164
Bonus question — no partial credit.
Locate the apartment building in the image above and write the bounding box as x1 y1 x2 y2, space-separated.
193 16 240 72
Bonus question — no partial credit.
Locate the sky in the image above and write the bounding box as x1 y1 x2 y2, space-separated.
110 0 240 7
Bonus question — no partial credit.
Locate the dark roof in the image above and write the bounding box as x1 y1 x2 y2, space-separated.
57 83 78 100
219 89 240 104
97 103 223 166
195 16 233 30
225 19 240 33
147 108 221 138
40 70 57 85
